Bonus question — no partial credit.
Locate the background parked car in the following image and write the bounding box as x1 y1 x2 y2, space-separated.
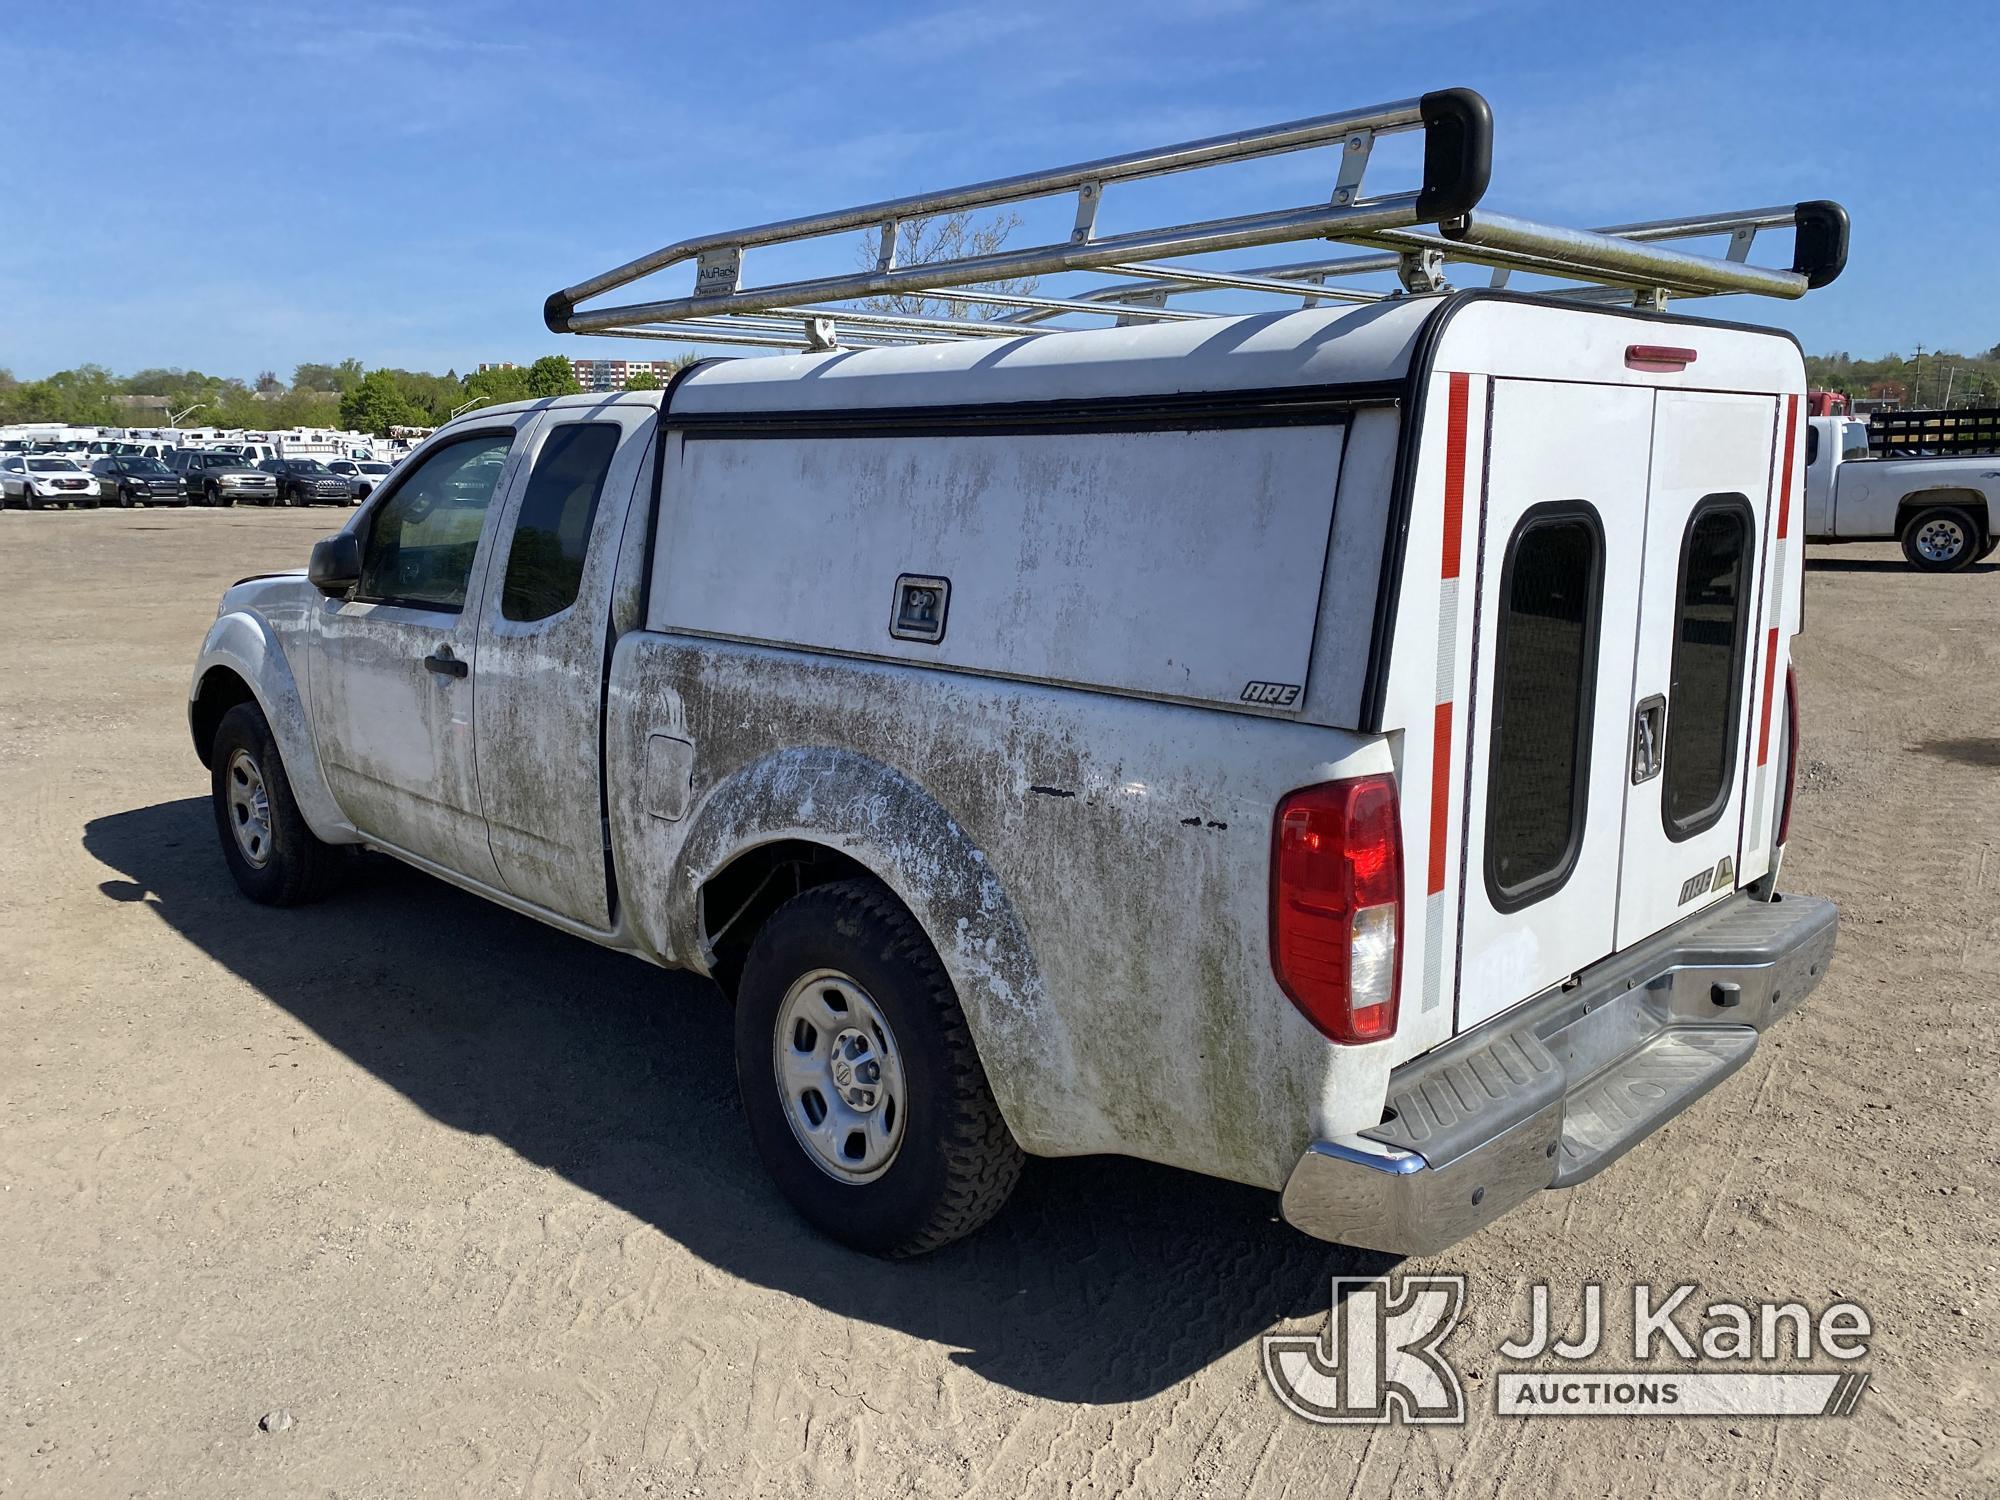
326 458 394 499
258 457 359 506
167 449 280 507
90 455 188 507
1 455 101 509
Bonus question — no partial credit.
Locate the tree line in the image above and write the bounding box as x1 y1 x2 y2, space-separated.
0 355 696 437
1804 343 2000 408
9 338 1994 438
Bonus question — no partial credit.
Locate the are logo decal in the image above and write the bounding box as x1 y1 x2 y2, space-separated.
1677 855 1737 906
1242 681 1302 707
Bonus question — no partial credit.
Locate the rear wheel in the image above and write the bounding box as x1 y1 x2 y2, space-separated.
1901 505 1979 572
209 702 341 906
734 880 1024 1257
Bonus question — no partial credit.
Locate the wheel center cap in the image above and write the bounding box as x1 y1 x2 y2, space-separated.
833 1058 854 1087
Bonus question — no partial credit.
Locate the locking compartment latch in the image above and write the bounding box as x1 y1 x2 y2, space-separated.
890 574 950 644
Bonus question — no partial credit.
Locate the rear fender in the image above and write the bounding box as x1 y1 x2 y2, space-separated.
669 746 1061 1155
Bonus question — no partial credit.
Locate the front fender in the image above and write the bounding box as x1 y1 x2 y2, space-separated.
191 611 357 844
670 746 1068 1157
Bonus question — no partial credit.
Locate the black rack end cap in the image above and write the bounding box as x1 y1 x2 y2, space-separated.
543 289 576 334
1792 201 1849 290
1416 88 1494 223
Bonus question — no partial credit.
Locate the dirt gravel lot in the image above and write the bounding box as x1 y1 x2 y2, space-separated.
1 506 1994 1498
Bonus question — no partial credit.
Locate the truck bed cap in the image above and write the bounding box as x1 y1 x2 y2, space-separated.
671 301 1435 416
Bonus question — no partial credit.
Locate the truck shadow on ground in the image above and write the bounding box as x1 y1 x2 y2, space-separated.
84 797 1392 1404
1805 557 1998 574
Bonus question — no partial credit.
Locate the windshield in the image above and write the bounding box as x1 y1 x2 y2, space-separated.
127 457 172 475
27 458 80 472
359 462 392 475
290 460 332 474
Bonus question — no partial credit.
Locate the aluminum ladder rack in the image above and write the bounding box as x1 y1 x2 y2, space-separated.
544 87 1848 353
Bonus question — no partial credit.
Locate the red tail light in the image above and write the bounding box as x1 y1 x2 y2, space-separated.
1625 344 1698 372
1776 665 1801 847
1270 775 1403 1043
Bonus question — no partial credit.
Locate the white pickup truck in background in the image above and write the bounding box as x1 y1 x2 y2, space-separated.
1803 414 2000 569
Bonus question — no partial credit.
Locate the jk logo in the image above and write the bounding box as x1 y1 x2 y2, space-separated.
1263 1275 1467 1425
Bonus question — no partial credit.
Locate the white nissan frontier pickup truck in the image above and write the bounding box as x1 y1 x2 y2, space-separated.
190 90 1842 1257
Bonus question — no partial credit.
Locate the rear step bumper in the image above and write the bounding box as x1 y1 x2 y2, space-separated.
1280 891 1836 1256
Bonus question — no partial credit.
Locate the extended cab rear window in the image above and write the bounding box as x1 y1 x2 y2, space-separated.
1484 502 1605 912
499 423 619 622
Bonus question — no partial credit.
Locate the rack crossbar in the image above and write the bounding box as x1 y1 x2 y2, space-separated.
544 88 1846 353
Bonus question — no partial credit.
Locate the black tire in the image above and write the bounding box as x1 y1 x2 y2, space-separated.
209 702 341 906
1978 532 1998 562
115 485 134 508
734 879 1024 1257
1900 505 1979 572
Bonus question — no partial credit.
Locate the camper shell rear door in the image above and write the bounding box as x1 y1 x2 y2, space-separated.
1380 297 1807 1055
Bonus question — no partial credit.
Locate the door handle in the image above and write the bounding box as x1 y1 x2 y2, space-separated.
424 649 469 679
1632 694 1666 783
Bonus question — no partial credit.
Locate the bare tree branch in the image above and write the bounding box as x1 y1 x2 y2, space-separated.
854 211 1040 323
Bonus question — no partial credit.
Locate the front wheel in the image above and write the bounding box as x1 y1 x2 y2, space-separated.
734 880 1024 1257
1901 505 1979 572
209 702 341 905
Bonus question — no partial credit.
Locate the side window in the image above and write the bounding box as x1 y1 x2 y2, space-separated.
1485 503 1605 912
1661 495 1754 840
1804 424 1819 468
357 432 513 611
1841 423 1871 461
498 422 620 622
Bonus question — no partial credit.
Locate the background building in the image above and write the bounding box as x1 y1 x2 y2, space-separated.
477 358 685 391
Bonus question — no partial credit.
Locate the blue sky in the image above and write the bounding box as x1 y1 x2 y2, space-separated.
3 0 1995 380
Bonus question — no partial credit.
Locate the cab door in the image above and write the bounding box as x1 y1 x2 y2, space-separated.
1455 381 1655 1032
308 415 541 883
471 402 654 925
1614 390 1776 945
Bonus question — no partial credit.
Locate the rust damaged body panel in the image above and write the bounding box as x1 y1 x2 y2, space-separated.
605 634 1399 1189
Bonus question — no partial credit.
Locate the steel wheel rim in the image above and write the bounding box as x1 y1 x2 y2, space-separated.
772 967 907 1184
225 748 274 869
1917 517 1966 562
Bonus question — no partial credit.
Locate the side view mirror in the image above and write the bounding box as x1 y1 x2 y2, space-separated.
308 532 362 599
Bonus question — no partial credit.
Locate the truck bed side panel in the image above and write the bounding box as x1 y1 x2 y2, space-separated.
604 636 1396 1189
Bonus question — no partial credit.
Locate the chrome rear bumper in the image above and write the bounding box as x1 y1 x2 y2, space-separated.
1282 891 1837 1256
